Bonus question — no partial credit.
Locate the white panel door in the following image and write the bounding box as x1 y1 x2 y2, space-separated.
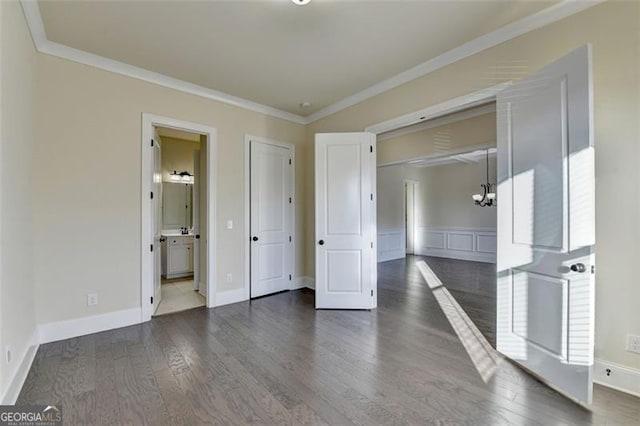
496 45 595 403
315 133 376 309
152 131 162 314
192 150 200 291
250 141 292 298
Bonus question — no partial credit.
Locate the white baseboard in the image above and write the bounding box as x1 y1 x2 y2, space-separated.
38 307 142 344
1 329 39 405
213 288 247 307
594 358 640 398
291 276 315 290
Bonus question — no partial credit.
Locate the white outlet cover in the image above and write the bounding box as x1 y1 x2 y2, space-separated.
626 334 640 354
227 220 233 230
226 273 233 283
87 293 98 306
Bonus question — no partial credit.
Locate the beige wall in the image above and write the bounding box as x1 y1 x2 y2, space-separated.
307 1 640 370
159 136 200 182
0 1 38 400
378 112 496 165
377 164 421 231
33 52 306 323
419 159 497 229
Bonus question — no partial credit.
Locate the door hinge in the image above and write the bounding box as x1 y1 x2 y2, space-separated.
591 265 595 274
289 197 292 204
289 274 292 281
370 193 373 201
151 296 154 304
370 145 373 153
151 139 154 147
289 158 292 165
150 191 154 199
371 290 374 296
289 236 292 242
371 242 373 248
150 244 153 252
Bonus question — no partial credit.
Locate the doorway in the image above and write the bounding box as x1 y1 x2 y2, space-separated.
244 135 295 300
154 126 205 316
404 179 419 255
141 114 217 321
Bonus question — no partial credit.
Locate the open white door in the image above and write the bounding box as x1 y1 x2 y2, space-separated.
496 45 595 403
192 150 200 291
152 130 162 314
250 141 293 298
315 132 377 309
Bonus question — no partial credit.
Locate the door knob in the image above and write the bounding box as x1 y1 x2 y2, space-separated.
252 236 258 242
570 263 586 273
159 237 166 242
318 240 325 245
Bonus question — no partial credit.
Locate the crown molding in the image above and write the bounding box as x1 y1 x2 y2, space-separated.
306 0 603 124
21 0 601 126
19 0 307 125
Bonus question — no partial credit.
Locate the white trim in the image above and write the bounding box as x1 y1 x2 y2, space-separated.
142 114 217 321
20 0 601 126
594 359 640 398
367 83 510 135
307 1 602 123
1 330 39 405
378 143 496 168
213 288 247 308
243 135 296 300
38 308 142 344
377 103 496 142
377 228 406 263
291 276 315 290
416 227 496 264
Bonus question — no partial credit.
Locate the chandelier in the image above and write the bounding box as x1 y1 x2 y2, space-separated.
472 149 496 207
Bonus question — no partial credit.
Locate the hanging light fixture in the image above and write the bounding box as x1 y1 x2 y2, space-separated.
169 170 194 184
472 149 496 207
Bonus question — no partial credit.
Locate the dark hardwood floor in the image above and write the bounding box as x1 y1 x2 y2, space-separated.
18 255 640 425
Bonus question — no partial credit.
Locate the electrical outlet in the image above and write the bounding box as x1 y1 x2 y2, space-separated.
5 347 11 364
226 273 233 283
626 334 640 354
87 293 98 307
227 220 233 230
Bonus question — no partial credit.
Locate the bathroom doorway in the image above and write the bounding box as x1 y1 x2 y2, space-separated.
141 114 217 321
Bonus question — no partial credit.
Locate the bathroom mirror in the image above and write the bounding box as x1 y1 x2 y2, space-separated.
162 182 193 229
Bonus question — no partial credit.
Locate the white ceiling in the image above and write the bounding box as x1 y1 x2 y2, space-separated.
38 0 558 116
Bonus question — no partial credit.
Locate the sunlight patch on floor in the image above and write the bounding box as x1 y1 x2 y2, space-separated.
417 260 503 383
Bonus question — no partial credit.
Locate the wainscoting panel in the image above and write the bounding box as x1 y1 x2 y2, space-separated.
417 227 496 263
378 228 406 262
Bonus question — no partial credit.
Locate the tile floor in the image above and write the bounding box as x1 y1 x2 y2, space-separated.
154 279 206 316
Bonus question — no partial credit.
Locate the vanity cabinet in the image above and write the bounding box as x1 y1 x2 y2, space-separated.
161 235 194 279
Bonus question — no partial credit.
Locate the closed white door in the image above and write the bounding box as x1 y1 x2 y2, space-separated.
496 45 595 403
152 132 162 314
250 141 292 298
315 133 376 309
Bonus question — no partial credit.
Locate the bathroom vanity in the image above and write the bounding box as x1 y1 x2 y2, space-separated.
161 233 194 279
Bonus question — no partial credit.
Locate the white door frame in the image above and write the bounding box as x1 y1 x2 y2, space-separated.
244 134 295 300
365 82 511 135
141 113 217 322
404 179 419 255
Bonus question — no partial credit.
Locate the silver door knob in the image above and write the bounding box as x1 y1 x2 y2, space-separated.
570 263 586 273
